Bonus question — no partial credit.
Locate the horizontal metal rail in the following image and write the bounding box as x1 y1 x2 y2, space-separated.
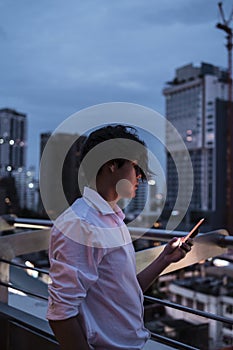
0 258 49 275
2 215 52 229
144 295 233 326
1 215 233 247
130 227 233 247
0 281 48 301
150 331 199 350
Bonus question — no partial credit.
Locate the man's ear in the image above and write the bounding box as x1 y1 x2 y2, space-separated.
108 161 115 173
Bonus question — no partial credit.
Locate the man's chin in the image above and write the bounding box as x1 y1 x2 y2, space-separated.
127 190 136 199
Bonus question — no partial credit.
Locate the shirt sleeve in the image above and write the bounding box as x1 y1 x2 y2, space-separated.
46 219 105 320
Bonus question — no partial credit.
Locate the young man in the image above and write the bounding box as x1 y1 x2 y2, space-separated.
47 124 192 350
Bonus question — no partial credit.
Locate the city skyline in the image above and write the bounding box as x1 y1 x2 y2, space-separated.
0 0 231 170
164 62 230 232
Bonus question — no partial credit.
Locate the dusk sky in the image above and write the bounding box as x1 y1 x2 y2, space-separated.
0 0 232 171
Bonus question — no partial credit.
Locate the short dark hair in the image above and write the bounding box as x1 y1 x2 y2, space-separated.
79 124 150 182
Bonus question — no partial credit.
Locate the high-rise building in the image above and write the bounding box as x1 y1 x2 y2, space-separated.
0 108 27 214
25 166 38 212
124 181 148 219
0 176 19 215
39 132 85 218
13 166 38 212
163 62 229 231
40 132 51 159
0 108 27 176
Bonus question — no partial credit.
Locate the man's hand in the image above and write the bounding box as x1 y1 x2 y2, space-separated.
137 237 193 292
162 237 193 265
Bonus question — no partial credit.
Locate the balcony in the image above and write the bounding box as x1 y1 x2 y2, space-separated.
0 217 233 350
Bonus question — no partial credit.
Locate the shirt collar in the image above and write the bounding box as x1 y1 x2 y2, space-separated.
83 186 125 219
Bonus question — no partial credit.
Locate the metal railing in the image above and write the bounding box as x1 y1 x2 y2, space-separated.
0 217 233 350
0 257 201 350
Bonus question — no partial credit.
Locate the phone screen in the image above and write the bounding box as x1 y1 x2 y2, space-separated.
181 218 205 243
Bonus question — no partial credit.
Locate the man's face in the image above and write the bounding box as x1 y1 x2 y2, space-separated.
114 160 142 199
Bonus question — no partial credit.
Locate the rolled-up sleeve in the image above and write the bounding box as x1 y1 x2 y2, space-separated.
46 220 104 320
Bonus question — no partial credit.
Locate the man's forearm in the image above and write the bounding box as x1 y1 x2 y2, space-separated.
137 253 168 293
49 314 90 350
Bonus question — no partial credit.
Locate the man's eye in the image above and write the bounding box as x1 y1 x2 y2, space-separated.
134 165 141 176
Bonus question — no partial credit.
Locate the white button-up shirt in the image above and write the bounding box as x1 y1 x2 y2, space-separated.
47 187 150 349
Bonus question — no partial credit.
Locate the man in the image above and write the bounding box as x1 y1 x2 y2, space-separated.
47 124 192 350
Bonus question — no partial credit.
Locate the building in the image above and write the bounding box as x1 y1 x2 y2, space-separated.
163 62 229 231
13 166 39 212
167 268 233 349
124 181 148 222
38 132 85 218
40 132 51 159
0 108 27 214
24 166 39 212
0 108 27 176
144 256 233 349
123 179 164 230
37 132 51 216
0 176 19 215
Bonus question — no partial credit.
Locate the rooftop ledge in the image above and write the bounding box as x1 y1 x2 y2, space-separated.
0 218 233 350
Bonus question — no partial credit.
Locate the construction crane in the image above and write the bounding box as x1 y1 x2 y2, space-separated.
216 2 233 233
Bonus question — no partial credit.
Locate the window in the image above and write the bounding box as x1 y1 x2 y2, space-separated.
176 294 182 304
223 335 233 346
186 298 193 308
196 301 204 311
226 304 233 314
224 323 233 331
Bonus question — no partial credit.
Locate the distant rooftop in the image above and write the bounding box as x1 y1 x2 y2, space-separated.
173 275 233 297
0 108 26 118
165 62 228 86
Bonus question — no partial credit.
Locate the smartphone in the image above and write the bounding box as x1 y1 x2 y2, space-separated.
181 218 205 243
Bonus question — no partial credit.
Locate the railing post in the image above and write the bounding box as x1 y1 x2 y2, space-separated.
0 228 51 304
0 260 10 303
